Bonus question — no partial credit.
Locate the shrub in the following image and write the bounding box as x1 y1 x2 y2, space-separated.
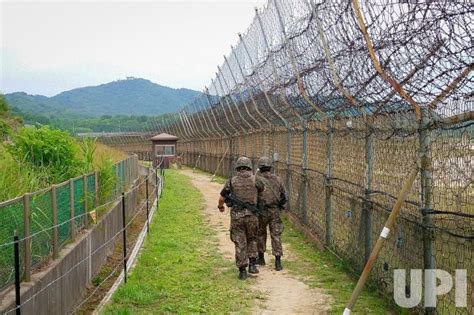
0 121 11 141
7 126 82 183
0 145 37 200
0 94 8 114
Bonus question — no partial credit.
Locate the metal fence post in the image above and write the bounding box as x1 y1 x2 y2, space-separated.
121 192 128 283
155 168 159 200
271 126 275 164
70 179 76 240
419 108 435 315
253 132 257 169
22 193 31 282
302 122 308 224
51 185 59 259
229 136 234 177
14 231 21 315
146 176 150 235
243 133 248 157
363 126 374 263
325 119 333 246
286 127 292 212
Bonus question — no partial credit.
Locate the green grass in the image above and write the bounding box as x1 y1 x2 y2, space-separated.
102 169 256 314
282 216 406 314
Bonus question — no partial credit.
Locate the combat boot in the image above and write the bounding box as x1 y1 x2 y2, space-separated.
239 267 248 280
257 252 266 265
275 256 283 271
248 258 259 274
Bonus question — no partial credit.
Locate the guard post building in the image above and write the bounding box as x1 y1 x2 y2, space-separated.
151 133 178 168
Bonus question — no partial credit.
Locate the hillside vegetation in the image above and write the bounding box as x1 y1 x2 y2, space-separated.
0 95 22 140
0 95 125 202
47 113 177 134
6 78 200 118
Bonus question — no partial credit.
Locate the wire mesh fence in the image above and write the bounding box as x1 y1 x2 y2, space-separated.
0 155 138 292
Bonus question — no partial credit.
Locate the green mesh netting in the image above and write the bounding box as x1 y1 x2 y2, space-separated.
30 191 52 268
119 161 125 193
56 183 71 249
0 158 132 291
73 178 85 231
87 174 96 208
0 200 24 290
112 164 119 196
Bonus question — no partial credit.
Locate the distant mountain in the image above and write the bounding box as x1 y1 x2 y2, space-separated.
5 78 201 117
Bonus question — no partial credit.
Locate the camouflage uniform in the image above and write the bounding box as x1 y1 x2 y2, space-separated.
257 171 286 256
220 164 264 268
256 157 287 267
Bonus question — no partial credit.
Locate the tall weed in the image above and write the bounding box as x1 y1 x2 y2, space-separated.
7 126 81 183
79 137 97 172
97 157 117 204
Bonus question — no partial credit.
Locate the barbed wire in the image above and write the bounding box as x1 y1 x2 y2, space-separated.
91 1 472 312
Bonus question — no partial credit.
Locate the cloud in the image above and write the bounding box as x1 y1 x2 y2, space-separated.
0 0 266 96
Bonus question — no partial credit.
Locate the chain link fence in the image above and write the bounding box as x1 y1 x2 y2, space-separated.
0 155 139 292
171 1 472 313
92 0 472 313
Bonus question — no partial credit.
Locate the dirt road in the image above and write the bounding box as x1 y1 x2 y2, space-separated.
181 169 331 314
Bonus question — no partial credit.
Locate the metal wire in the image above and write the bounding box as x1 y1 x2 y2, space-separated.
93 1 472 313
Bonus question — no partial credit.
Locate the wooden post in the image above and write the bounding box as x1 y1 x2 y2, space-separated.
83 175 89 228
345 165 419 314
70 179 76 240
51 186 58 259
22 193 31 282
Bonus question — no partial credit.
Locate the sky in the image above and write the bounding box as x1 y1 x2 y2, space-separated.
0 0 266 96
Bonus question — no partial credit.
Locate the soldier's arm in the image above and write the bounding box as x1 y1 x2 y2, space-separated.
218 179 231 212
255 177 267 210
255 177 265 193
278 177 288 205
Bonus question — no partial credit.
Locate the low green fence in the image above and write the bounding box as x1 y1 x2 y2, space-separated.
0 155 139 291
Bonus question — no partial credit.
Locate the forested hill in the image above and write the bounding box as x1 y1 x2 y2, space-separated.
5 78 201 117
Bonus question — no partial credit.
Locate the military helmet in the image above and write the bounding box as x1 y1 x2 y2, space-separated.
257 156 272 169
235 156 252 170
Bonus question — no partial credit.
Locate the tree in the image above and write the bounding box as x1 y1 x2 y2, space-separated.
0 94 9 114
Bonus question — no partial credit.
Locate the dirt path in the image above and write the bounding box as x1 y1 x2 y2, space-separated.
181 169 331 314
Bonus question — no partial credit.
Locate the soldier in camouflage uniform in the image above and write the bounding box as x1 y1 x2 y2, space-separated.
256 156 287 271
218 157 265 280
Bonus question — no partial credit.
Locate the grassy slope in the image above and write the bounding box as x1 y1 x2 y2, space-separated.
103 170 256 314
